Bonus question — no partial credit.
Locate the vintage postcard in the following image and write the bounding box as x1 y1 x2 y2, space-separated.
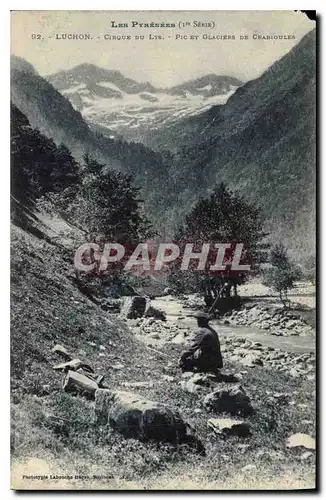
10 10 316 490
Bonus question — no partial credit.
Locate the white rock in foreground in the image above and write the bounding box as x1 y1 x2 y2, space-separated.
286 433 316 450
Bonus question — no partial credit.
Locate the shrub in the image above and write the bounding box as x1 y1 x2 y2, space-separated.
263 243 303 306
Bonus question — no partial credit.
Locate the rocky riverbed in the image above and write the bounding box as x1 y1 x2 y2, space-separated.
126 315 315 381
225 304 314 337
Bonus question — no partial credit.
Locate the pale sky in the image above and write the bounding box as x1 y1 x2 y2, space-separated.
11 10 314 87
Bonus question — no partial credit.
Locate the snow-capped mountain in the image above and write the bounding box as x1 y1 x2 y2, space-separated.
47 65 243 143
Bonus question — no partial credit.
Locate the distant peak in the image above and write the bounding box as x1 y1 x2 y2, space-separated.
74 63 120 73
56 64 124 79
169 74 244 92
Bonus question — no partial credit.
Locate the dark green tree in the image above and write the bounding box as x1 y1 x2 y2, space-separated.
263 243 302 306
11 103 79 203
70 154 153 243
302 253 316 285
51 143 79 190
168 183 268 298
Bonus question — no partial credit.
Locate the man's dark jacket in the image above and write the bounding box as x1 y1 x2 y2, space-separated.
181 325 223 372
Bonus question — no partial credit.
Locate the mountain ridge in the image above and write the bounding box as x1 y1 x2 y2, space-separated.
147 28 316 151
45 64 243 142
47 63 243 94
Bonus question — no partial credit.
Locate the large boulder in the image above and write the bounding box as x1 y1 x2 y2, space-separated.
203 384 253 416
98 297 121 312
94 389 205 454
63 370 99 399
120 296 150 319
144 305 166 321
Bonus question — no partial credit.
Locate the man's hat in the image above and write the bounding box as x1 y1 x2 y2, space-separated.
193 311 211 320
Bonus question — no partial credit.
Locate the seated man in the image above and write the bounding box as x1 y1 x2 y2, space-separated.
179 312 223 374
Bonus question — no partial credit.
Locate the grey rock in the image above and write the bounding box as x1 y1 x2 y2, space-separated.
208 418 251 437
286 433 316 450
238 443 251 452
111 363 124 370
203 384 253 416
190 373 216 386
272 392 291 404
180 373 215 393
288 368 300 378
286 319 300 328
94 389 205 453
271 353 285 360
242 464 257 472
144 305 167 321
233 348 247 358
216 369 242 383
300 451 314 460
120 296 150 319
180 379 202 394
242 353 264 367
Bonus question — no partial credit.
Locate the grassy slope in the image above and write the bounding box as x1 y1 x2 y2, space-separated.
11 224 316 490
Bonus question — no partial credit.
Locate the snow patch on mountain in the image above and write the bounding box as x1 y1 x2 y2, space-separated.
47 67 243 142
